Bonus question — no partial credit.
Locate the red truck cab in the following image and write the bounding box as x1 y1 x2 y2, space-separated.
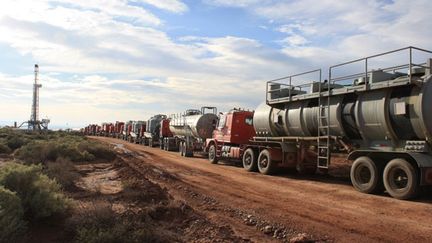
159 118 175 150
205 109 255 163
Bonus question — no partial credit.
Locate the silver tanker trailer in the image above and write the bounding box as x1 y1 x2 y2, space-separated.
245 46 432 199
166 107 218 157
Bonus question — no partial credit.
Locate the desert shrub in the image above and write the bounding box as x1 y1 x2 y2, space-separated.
69 203 162 243
15 141 49 164
81 150 96 161
0 143 12 154
78 141 116 162
6 135 28 150
47 142 82 162
0 163 71 220
0 186 27 242
16 141 79 164
46 157 80 189
16 136 115 164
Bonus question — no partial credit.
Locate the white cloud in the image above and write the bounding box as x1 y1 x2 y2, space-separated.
137 0 188 13
208 0 431 65
1 0 432 128
0 0 162 28
204 0 264 8
280 34 308 47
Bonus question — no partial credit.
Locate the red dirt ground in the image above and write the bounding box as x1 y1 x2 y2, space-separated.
92 136 432 243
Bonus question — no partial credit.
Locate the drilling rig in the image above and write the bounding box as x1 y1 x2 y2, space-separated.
19 64 50 131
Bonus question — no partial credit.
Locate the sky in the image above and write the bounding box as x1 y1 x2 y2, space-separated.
0 0 431 129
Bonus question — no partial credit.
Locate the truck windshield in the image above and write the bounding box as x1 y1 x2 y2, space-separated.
218 114 226 129
245 116 253 126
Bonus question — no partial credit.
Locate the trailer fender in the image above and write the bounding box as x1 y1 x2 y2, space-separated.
349 151 432 167
407 152 432 168
406 152 432 185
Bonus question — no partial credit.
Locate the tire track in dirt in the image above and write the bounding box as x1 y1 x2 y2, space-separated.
94 137 432 243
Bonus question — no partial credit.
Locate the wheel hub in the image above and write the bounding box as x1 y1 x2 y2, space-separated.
355 165 371 185
392 169 408 189
244 154 251 166
260 158 268 168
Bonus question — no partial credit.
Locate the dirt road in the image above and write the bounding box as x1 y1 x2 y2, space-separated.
93 137 432 242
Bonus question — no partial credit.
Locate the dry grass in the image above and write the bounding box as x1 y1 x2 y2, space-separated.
67 201 169 243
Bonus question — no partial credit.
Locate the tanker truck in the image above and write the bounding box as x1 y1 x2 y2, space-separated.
129 121 146 144
101 123 114 137
159 117 174 150
237 46 432 199
165 107 218 157
204 108 256 164
114 121 125 138
122 120 133 141
143 114 166 147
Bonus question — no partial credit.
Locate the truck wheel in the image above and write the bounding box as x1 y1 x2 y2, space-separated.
208 144 218 164
243 148 257 172
179 142 184 156
184 144 193 157
257 149 276 175
350 156 382 194
383 158 419 199
160 139 164 150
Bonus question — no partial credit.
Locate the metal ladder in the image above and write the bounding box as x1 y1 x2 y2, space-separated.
317 80 331 169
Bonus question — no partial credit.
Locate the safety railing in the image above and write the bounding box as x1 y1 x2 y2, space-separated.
329 46 432 88
266 46 432 104
266 69 322 103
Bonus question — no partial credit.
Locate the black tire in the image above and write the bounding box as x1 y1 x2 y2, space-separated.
179 142 184 156
208 144 218 164
148 138 152 147
383 158 419 200
242 148 257 172
184 144 193 157
257 149 276 175
350 156 382 194
159 139 164 150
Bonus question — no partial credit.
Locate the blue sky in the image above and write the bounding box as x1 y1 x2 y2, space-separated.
0 0 431 129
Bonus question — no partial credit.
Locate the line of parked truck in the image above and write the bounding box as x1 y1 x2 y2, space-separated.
83 106 253 161
83 46 432 200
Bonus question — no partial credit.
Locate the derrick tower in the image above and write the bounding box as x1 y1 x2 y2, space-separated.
28 64 42 130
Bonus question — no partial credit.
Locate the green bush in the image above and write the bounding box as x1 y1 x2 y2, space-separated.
0 186 27 242
0 163 71 220
47 142 82 162
16 137 116 164
15 141 49 164
46 157 80 189
81 151 96 161
78 141 116 162
7 135 28 150
0 143 12 154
